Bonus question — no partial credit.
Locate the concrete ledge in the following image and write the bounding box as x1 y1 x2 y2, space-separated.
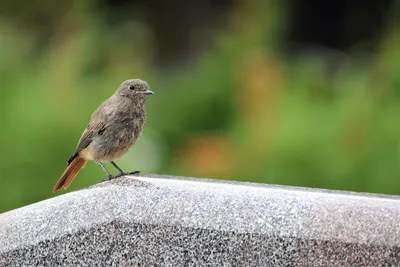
0 175 399 266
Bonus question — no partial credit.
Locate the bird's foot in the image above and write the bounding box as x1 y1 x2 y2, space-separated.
113 172 125 178
128 170 141 175
113 171 141 179
101 171 141 182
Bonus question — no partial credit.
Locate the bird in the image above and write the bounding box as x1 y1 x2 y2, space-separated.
53 79 154 192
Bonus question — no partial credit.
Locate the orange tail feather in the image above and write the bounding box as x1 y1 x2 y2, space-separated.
53 157 87 192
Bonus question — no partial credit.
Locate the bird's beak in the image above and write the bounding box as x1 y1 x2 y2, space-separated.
143 89 154 95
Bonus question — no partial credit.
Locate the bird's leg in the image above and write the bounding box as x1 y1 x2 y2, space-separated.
110 161 141 177
96 160 114 180
110 161 125 175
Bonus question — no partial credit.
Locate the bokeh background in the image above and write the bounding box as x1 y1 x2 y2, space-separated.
1 0 399 213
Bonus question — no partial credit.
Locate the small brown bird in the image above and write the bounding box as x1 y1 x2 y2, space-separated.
53 79 154 192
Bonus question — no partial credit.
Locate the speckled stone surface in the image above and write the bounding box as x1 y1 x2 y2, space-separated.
0 175 399 266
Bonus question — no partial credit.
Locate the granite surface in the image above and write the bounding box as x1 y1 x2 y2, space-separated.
0 175 399 266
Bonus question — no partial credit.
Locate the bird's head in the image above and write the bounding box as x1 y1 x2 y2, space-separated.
117 79 154 100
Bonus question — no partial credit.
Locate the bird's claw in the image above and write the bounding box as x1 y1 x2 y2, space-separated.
116 171 141 177
101 171 141 182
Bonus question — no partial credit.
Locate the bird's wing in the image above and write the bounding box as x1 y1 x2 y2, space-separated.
76 121 106 152
67 105 112 164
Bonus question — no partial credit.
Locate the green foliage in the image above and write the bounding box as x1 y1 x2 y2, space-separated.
1 1 399 213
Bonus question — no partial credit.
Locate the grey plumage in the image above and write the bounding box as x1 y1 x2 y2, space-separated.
54 79 154 192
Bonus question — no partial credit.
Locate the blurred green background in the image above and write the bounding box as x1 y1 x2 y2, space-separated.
1 0 400 213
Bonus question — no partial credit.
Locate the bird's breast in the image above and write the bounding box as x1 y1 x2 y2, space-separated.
88 113 145 161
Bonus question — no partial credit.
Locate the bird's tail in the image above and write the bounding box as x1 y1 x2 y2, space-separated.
53 156 87 192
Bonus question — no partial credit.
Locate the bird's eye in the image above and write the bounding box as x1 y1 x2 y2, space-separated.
129 84 135 90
